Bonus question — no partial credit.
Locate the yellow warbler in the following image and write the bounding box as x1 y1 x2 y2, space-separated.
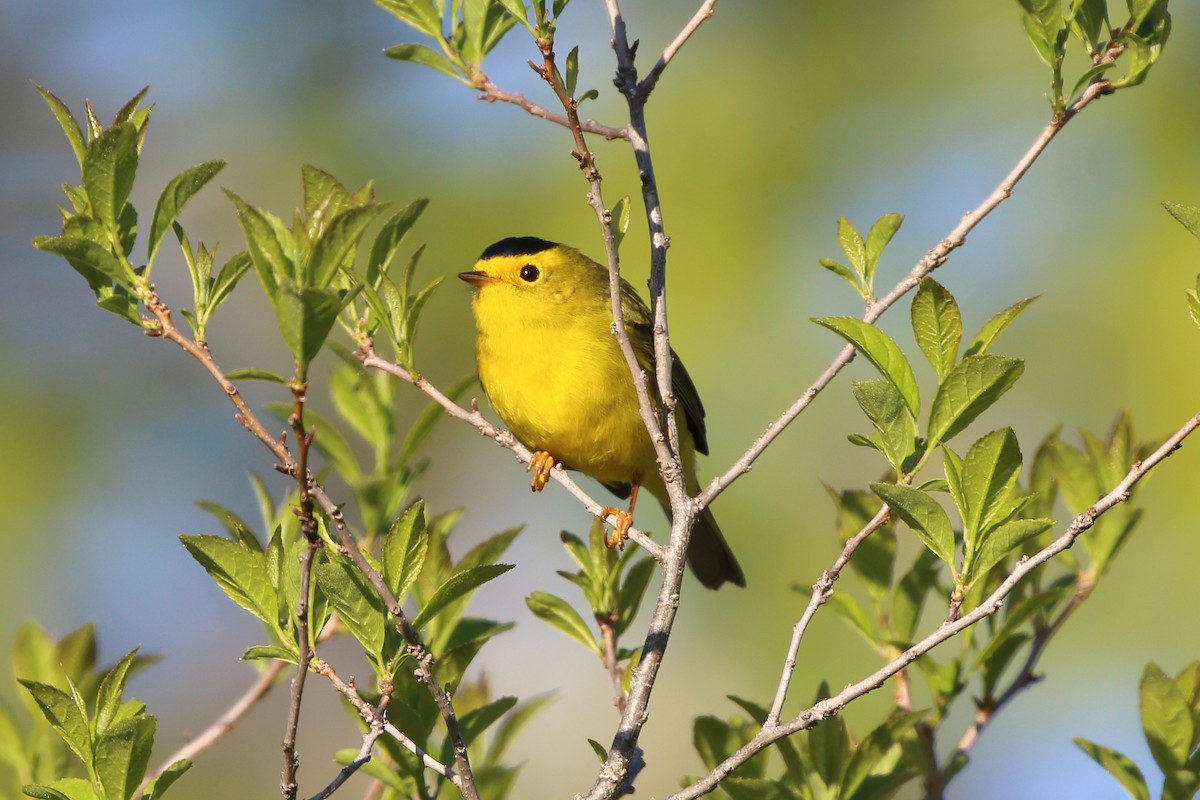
459 237 744 589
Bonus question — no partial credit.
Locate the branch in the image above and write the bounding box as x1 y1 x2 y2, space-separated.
309 658 459 794
598 614 628 716
765 505 890 725
142 296 479 799
137 660 287 795
472 71 628 140
670 406 1200 799
282 382 321 800
698 77 1116 512
356 347 664 560
638 0 719 99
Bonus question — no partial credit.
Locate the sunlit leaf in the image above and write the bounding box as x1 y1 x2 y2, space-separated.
814 316 920 418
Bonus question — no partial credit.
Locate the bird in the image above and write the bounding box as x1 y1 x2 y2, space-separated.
458 236 744 589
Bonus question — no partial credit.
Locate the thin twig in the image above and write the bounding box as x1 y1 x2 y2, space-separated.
637 0 719 99
306 658 457 798
137 660 287 794
766 505 890 724
669 407 1200 799
598 614 628 716
282 382 320 800
471 71 628 140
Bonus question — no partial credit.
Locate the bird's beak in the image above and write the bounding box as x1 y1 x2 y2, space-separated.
458 270 497 287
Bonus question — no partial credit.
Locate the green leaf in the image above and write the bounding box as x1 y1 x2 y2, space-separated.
34 84 87 167
384 43 467 83
275 283 346 368
33 235 135 292
565 45 580 96
147 160 225 268
965 296 1039 357
1186 289 1200 329
94 647 139 738
495 0 530 29
18 679 92 766
610 196 632 252
870 483 956 571
21 779 92 800
224 367 288 384
973 581 1072 666
95 715 155 800
481 694 554 768
864 212 903 288
814 317 920 417
144 758 193 800
413 564 514 630
970 517 1054 580
911 278 962 381
316 558 388 661
1069 0 1108 50
241 645 298 664
959 428 1022 541
307 204 386 287
852 379 916 473
828 486 895 602
1074 738 1150 800
926 354 1024 448
836 216 866 279
1164 202 1200 241
526 592 600 655
82 123 138 233
366 198 429 285
398 374 474 468
1018 0 1067 67
827 593 878 647
892 549 943 641
615 557 655 637
382 500 428 601
840 711 926 800
178 534 276 628
807 683 850 788
820 257 860 292
1141 662 1194 772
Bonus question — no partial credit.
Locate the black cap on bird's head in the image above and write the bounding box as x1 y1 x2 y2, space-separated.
478 236 556 260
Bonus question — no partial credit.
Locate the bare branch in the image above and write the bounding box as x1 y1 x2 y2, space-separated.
472 71 628 140
138 660 287 795
766 505 890 725
638 0 720 98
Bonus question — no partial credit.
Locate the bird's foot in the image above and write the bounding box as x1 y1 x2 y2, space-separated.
528 451 556 492
600 507 633 550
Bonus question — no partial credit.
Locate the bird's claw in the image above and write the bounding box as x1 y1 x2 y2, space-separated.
600 507 632 550
528 451 556 492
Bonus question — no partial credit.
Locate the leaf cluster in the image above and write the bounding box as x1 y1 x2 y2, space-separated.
2 624 187 800
689 692 924 800
526 520 654 673
1016 0 1172 113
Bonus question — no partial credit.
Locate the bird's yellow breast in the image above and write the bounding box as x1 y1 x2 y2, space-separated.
473 283 663 487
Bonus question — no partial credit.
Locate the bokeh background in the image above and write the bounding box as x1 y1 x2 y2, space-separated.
3 1 1199 797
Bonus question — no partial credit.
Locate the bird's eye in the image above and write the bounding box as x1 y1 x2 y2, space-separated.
519 264 540 282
